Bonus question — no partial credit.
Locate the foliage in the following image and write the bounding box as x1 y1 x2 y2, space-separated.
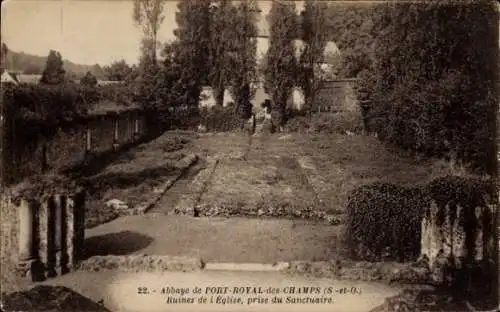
39 50 66 85
345 182 428 262
199 106 243 132
325 3 384 78
297 0 329 112
361 0 498 175
146 0 211 129
103 60 134 81
133 0 168 62
207 0 237 107
227 0 259 120
284 111 364 134
265 0 298 128
0 44 104 79
80 71 98 87
1 83 138 144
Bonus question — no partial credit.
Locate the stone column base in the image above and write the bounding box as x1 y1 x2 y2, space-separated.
17 259 45 282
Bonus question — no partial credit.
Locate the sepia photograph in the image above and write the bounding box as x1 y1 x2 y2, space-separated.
0 0 499 311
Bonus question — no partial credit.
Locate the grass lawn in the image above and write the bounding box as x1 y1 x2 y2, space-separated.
293 132 467 215
191 131 467 218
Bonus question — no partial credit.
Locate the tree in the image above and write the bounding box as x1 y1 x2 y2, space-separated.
207 0 236 107
1 42 7 71
133 0 168 63
103 60 134 81
264 0 298 129
80 71 98 87
171 0 211 109
325 3 382 78
228 0 259 119
40 50 65 85
298 0 328 113
363 0 497 175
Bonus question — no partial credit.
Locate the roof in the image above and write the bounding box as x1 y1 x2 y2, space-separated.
97 80 125 86
88 100 141 116
1 71 19 84
16 74 42 84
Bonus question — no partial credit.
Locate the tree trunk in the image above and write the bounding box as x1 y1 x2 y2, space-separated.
214 87 224 107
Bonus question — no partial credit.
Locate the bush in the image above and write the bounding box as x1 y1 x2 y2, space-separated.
361 1 498 175
284 111 364 134
2 83 138 141
199 106 243 132
345 182 429 262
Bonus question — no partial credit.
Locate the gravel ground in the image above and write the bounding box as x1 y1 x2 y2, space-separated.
84 214 343 263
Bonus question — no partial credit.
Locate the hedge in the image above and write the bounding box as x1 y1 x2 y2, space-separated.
344 182 429 262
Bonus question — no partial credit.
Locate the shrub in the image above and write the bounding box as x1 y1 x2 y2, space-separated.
199 106 243 132
361 1 498 175
344 182 429 262
284 111 364 134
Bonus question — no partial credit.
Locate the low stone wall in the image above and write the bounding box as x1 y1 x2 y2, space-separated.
2 109 147 185
1 179 86 282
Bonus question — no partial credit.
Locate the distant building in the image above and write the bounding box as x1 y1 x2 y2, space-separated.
1 70 19 85
16 74 42 84
97 80 125 86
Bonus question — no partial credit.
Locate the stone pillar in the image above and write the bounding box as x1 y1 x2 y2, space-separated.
420 177 497 307
85 126 91 152
113 118 119 149
39 198 56 278
18 199 35 261
134 115 139 135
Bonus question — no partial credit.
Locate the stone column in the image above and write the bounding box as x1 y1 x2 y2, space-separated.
135 114 139 135
421 177 497 307
86 126 92 152
113 118 119 149
39 197 56 278
18 199 35 261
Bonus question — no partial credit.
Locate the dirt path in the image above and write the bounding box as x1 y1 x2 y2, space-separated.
149 159 208 214
84 214 344 263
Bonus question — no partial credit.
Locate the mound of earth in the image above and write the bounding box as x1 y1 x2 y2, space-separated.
1 285 110 312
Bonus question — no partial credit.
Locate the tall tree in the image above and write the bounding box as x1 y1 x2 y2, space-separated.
40 50 65 85
133 0 168 63
207 0 236 107
171 0 211 109
228 0 259 119
298 0 328 113
265 0 297 129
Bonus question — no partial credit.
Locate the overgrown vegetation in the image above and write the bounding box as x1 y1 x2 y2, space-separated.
359 0 498 175
265 1 297 129
297 0 329 112
1 83 138 143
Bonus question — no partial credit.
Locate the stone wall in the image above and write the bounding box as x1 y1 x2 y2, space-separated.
2 109 146 185
315 79 359 113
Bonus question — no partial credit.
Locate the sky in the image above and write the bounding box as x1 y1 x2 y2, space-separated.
1 0 292 67
2 1 498 67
